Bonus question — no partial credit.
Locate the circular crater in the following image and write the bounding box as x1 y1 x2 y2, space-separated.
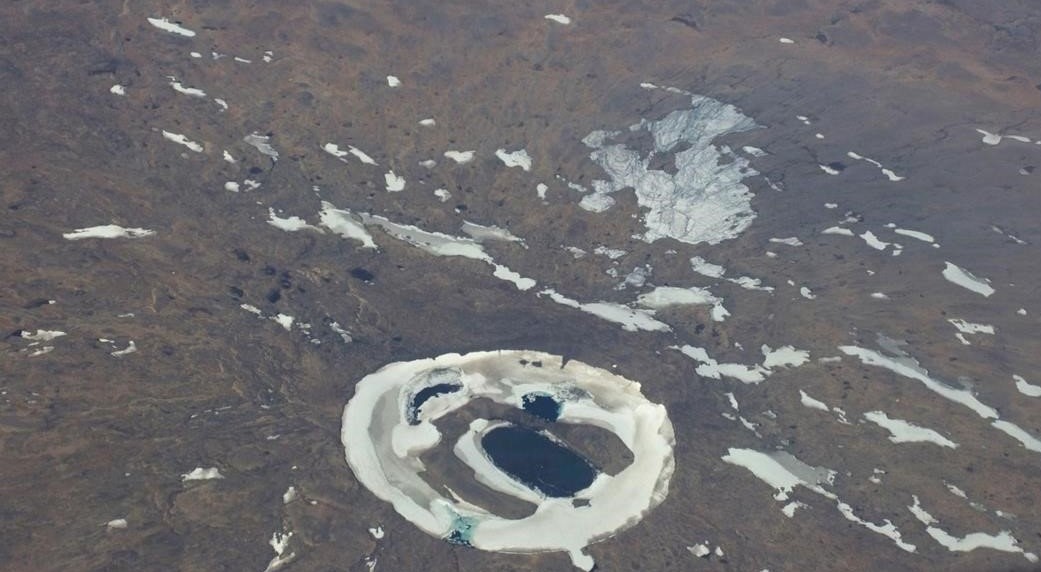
341 350 675 570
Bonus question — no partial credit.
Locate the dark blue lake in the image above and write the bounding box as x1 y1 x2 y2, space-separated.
481 425 597 497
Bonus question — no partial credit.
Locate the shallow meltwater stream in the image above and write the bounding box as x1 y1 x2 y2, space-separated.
481 425 597 498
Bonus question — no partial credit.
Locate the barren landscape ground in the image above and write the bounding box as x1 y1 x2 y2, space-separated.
2 1 1040 571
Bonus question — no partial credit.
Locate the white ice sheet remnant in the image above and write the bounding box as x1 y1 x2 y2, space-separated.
317 202 377 249
419 118 436 127
840 343 1041 453
545 14 572 25
820 164 841 175
110 84 126 96
724 448 915 552
495 148 532 171
581 89 759 245
778 37 795 44
444 150 476 164
541 289 669 332
244 132 279 161
268 208 322 233
386 75 401 87
636 286 729 322
63 225 155 240
181 467 224 481
147 17 196 37
770 237 803 247
1013 375 1041 398
162 130 203 152
909 496 1036 562
384 171 405 192
942 262 994 297
863 411 958 448
341 351 675 571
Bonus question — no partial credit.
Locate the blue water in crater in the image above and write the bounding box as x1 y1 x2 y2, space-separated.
481 425 597 498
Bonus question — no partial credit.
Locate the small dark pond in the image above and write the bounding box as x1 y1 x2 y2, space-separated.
481 425 597 497
521 392 561 421
408 383 461 424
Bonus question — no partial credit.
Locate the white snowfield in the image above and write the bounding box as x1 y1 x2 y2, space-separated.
941 262 994 297
341 351 675 571
147 17 196 37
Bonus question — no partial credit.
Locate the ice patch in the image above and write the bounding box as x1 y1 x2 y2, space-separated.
63 225 155 240
386 75 401 87
244 132 279 161
859 231 890 251
689 256 726 278
21 330 66 342
106 518 128 529
894 228 935 243
769 237 803 246
778 37 795 44
1013 375 1041 398
799 390 830 412
942 262 994 297
724 448 915 552
283 486 297 504
840 343 1041 453
268 209 322 233
317 202 377 249
110 341 137 357
384 171 406 191
863 411 958 448
419 118 436 127
147 17 196 37
168 76 206 97
162 130 203 152
444 150 475 164
542 289 669 332
947 319 994 336
323 143 378 165
495 148 532 171
545 14 572 25
909 496 1035 561
182 467 224 481
819 164 841 175
110 84 125 96
264 530 295 572
822 226 854 236
434 188 451 202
